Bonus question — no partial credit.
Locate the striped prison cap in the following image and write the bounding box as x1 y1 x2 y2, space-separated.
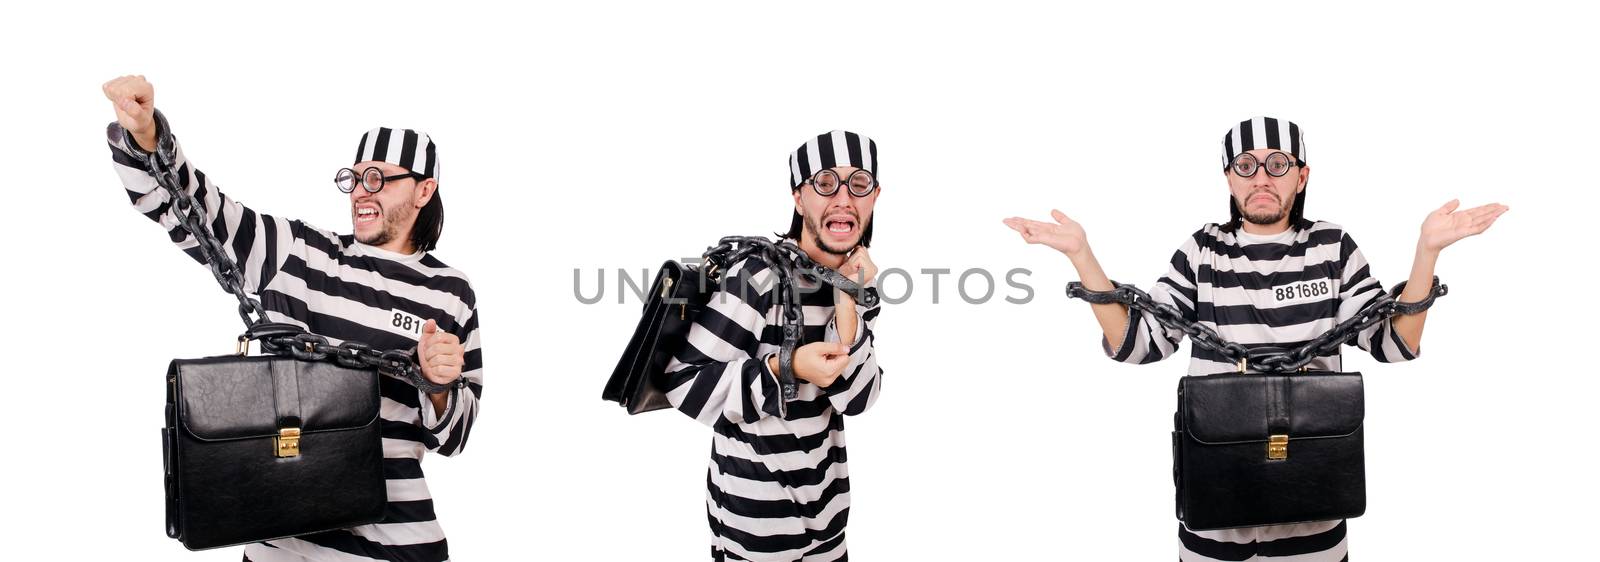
789 130 877 189
355 127 440 182
1221 117 1306 169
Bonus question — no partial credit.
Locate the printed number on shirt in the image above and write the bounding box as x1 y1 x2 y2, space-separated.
1272 280 1331 303
389 310 426 339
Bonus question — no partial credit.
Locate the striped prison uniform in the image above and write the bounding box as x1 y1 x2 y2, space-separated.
108 123 483 562
1107 220 1416 562
663 247 884 561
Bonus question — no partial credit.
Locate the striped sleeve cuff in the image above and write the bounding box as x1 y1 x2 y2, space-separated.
417 385 458 433
1374 319 1420 362
755 353 788 418
1101 306 1142 362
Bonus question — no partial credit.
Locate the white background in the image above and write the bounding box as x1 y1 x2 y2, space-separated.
4 2 1595 560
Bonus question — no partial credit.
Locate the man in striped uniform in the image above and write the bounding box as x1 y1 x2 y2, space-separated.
664 130 885 561
103 76 482 562
1005 117 1506 560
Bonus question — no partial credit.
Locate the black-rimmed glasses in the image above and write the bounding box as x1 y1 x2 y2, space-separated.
335 167 426 194
806 169 877 197
1228 152 1301 178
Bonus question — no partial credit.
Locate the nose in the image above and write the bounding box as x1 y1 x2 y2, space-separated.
1248 167 1275 190
827 188 855 211
351 186 377 206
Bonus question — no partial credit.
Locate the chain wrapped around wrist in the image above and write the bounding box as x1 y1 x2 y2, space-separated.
1065 276 1447 373
130 110 463 394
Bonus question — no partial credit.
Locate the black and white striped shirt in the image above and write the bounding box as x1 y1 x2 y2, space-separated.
109 124 483 562
663 249 883 562
1109 220 1413 561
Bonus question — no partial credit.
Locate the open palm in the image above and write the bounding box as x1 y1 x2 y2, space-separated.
1003 209 1089 256
1420 199 1509 252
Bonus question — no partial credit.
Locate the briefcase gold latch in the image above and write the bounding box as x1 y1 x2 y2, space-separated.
1267 434 1288 461
661 277 688 320
275 427 302 458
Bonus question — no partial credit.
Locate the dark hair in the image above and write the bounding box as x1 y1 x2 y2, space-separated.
411 187 444 252
784 188 874 248
786 210 803 240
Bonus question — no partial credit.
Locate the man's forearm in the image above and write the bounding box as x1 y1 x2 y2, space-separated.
428 390 449 417
1391 243 1440 353
131 123 157 152
1067 247 1131 352
835 291 858 345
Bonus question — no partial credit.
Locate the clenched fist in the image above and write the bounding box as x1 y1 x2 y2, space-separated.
836 247 877 288
418 319 464 389
103 75 158 151
770 341 852 389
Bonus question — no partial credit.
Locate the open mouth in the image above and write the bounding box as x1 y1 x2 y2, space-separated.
354 203 381 225
824 214 857 237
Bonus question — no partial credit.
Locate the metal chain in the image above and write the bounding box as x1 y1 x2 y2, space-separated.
130 112 462 394
1066 276 1447 373
702 237 877 305
700 236 877 399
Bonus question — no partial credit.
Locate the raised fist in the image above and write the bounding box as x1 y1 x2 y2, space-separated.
102 75 157 151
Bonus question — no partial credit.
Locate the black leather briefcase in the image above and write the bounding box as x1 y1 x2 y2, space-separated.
163 355 386 550
602 260 712 414
1173 372 1366 531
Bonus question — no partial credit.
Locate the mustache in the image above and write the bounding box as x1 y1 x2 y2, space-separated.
1242 190 1280 203
824 209 861 221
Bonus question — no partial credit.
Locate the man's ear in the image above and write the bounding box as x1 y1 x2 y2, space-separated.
415 178 438 208
792 188 804 214
1297 165 1311 193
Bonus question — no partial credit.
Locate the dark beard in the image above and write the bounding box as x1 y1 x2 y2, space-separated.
1238 190 1295 225
359 230 392 247
356 202 414 248
803 211 859 256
